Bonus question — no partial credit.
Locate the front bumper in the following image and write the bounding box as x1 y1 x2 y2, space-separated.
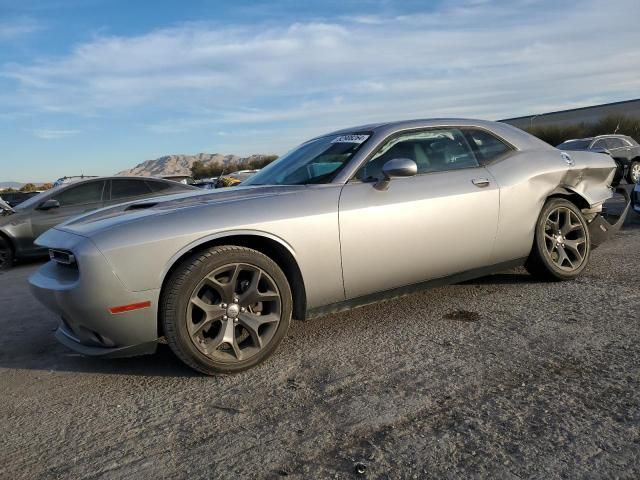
590 187 631 247
29 229 159 358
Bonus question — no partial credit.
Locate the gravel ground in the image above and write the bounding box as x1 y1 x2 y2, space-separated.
1 200 639 479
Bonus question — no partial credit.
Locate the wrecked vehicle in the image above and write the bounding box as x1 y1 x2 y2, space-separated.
29 119 629 375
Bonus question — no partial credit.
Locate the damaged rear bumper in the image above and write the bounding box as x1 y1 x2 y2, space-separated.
590 187 630 248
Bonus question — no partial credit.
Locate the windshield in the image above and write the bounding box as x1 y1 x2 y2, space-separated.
14 189 55 210
557 139 591 150
244 133 371 186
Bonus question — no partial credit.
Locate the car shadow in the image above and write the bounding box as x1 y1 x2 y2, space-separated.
57 344 201 377
0 343 202 377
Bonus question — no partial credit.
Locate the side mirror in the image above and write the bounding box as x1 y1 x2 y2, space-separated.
375 158 418 191
38 199 60 210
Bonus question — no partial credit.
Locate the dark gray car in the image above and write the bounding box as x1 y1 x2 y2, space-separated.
0 176 196 269
557 134 640 184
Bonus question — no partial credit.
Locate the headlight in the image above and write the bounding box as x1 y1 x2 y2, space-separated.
49 249 76 266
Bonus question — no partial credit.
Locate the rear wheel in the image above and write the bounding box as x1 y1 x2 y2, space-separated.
161 246 292 375
0 237 13 271
525 199 590 281
628 161 640 184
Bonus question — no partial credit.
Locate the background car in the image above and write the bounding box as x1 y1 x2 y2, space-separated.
215 169 259 187
0 176 197 269
557 134 640 183
192 178 218 189
0 191 41 207
29 119 624 375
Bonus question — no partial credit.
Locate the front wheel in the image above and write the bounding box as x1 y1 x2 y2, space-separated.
627 161 640 184
161 246 292 375
525 199 591 281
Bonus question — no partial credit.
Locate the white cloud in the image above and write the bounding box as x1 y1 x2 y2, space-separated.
32 129 80 139
0 17 41 41
3 0 640 142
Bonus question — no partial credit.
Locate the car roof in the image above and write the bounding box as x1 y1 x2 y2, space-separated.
325 118 507 135
319 118 550 152
563 134 632 142
561 138 594 143
45 176 197 194
56 176 189 184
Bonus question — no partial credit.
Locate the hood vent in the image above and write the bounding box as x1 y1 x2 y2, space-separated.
125 202 158 211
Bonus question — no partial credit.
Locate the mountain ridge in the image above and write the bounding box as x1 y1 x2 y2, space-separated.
0 181 25 189
116 152 275 177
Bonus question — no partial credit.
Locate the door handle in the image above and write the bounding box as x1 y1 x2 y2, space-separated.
472 178 490 187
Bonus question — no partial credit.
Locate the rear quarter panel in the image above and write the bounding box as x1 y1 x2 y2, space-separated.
487 149 615 264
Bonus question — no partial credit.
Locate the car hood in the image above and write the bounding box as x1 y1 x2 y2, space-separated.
55 185 305 237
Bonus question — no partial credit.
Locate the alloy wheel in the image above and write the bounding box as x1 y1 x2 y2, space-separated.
543 207 587 271
631 163 640 184
186 263 282 362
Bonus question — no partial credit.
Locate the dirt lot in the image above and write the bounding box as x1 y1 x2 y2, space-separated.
1 201 639 479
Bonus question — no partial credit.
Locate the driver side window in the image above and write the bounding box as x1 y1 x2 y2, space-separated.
357 128 479 181
53 181 105 207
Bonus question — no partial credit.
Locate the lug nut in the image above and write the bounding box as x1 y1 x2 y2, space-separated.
221 303 227 308
241 307 246 312
223 315 227 320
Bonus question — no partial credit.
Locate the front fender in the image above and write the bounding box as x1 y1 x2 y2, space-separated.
159 229 298 282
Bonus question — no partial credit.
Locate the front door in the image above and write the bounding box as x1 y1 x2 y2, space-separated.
338 127 500 299
31 180 106 238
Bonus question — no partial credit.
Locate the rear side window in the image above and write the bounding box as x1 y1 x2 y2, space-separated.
462 129 512 164
606 138 625 149
110 179 153 200
146 180 171 193
53 181 105 206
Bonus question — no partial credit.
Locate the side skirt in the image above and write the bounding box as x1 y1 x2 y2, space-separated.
305 258 527 320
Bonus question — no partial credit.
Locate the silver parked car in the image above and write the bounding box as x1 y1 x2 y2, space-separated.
30 119 628 374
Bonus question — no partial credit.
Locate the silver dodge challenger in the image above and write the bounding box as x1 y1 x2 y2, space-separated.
30 119 629 374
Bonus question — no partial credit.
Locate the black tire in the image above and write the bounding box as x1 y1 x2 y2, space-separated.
160 245 292 375
0 236 14 271
525 198 591 281
627 160 640 184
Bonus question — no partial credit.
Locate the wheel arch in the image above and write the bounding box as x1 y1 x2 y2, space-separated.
158 231 307 336
546 187 591 210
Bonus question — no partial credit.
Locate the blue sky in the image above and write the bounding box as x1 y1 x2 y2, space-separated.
1 0 639 182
